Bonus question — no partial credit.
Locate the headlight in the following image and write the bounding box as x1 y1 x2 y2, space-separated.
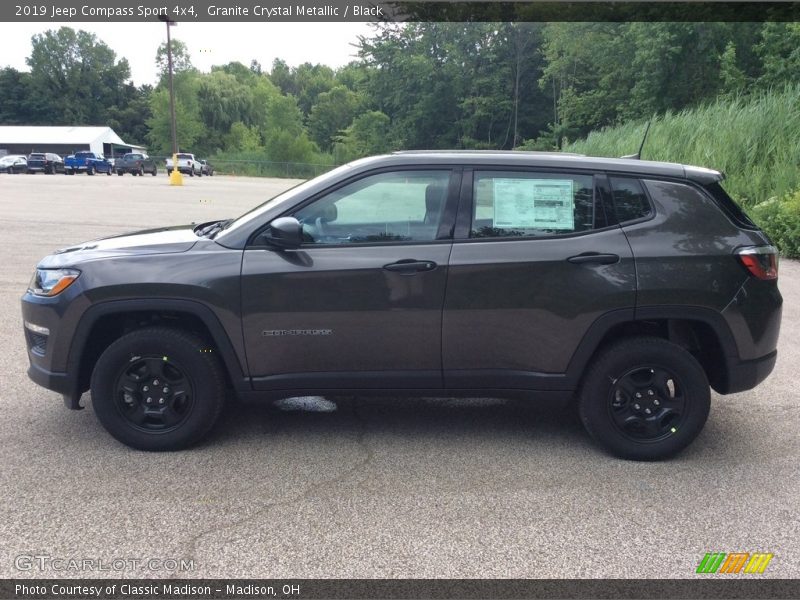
28 268 80 297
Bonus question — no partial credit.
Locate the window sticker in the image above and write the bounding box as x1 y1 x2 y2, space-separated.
492 178 575 230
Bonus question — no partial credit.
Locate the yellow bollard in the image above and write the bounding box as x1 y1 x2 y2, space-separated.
169 153 184 186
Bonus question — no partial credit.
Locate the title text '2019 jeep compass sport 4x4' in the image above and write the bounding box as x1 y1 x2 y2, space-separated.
21 152 782 459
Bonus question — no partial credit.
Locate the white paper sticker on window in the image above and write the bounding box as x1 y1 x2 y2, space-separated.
493 178 575 230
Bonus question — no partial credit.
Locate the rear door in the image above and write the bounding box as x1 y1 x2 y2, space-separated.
443 168 636 390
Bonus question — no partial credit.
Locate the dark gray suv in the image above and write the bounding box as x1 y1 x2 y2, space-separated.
21 151 782 459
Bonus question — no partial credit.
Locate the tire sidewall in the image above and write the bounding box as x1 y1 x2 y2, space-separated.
91 329 223 451
579 339 710 460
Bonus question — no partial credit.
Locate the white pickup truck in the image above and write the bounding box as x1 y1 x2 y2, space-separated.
165 153 202 177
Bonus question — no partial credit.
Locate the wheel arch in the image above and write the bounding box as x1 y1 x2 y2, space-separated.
566 307 739 395
68 299 249 407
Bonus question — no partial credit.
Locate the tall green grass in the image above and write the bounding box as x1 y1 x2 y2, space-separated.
565 85 800 207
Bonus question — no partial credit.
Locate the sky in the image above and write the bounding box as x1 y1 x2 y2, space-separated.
0 22 375 85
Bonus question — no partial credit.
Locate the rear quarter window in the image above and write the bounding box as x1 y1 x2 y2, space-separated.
609 177 652 223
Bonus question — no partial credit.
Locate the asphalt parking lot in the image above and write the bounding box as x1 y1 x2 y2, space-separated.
1 173 798 579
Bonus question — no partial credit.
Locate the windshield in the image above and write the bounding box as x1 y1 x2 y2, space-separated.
177 154 192 159
216 163 354 238
124 154 142 160
76 152 93 158
29 154 45 159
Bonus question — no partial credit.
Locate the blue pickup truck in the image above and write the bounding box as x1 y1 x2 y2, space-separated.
64 151 114 175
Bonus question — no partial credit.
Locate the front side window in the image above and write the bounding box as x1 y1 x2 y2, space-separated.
293 170 451 245
470 171 595 238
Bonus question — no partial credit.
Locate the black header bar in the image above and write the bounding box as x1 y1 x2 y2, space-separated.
2 1 800 22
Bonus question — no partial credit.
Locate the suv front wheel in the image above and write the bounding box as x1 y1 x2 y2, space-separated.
578 336 710 460
90 327 226 451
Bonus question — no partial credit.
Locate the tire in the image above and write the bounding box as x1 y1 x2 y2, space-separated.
87 165 94 176
90 327 226 451
6 167 11 175
577 336 710 461
106 168 112 176
189 168 194 177
117 170 124 176
138 166 144 177
151 166 157 176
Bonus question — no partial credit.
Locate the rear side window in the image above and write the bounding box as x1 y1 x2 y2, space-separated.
609 177 652 223
470 171 595 238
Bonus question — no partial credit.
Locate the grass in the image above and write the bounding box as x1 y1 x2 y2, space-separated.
565 85 800 208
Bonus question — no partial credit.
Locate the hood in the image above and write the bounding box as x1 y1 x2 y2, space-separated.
39 225 201 268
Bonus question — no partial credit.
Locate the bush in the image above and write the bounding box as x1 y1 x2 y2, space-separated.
750 189 800 258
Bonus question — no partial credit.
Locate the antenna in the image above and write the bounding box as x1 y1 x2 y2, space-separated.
622 120 651 160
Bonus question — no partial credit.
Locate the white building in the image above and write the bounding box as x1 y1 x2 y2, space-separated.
0 126 145 158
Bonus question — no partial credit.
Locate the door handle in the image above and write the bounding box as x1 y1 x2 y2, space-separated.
383 259 438 273
567 252 620 265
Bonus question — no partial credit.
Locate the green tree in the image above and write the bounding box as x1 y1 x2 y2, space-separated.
26 27 131 124
308 85 361 151
0 68 40 124
155 39 194 79
334 110 393 162
757 23 800 87
146 72 203 155
719 42 748 97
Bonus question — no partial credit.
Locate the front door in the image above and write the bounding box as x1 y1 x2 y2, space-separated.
241 169 458 391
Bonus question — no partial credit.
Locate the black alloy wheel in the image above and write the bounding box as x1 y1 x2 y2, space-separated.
90 327 226 450
608 365 687 442
113 356 195 433
578 336 710 460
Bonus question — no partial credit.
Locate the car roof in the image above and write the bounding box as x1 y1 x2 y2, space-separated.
366 150 722 184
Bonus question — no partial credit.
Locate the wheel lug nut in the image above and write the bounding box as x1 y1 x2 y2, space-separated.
158 398 165 404
635 392 642 399
647 390 654 396
143 386 149 391
633 403 641 410
644 408 652 414
653 399 660 406
153 379 160 386
162 387 169 394
146 397 152 404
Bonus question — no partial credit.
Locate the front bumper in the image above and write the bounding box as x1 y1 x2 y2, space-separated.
27 362 82 409
22 289 86 410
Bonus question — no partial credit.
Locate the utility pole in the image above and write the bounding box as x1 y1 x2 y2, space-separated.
159 13 182 185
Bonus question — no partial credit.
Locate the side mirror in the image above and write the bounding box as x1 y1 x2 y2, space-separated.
264 217 303 249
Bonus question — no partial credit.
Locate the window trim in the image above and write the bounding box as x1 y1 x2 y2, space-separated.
246 166 462 249
456 166 612 243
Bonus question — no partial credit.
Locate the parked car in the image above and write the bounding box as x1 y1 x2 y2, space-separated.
21 151 782 457
64 151 114 176
0 155 27 174
26 153 64 174
115 153 157 176
199 159 214 176
166 153 201 177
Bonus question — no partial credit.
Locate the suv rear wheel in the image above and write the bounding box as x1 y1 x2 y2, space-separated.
90 327 226 451
578 336 710 460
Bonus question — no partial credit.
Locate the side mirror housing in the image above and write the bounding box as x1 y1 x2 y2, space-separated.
264 217 303 249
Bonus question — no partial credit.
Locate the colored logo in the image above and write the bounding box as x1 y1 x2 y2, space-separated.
696 552 774 574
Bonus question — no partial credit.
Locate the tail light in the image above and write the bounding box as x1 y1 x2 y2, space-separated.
736 245 778 280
